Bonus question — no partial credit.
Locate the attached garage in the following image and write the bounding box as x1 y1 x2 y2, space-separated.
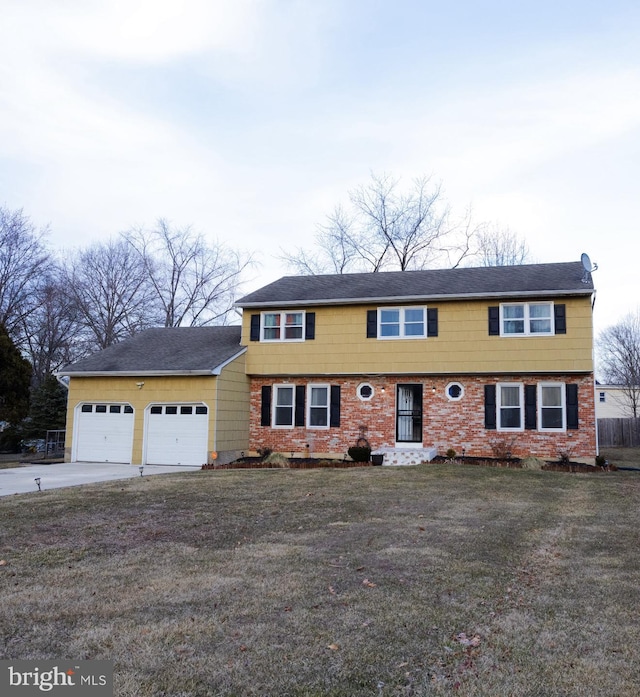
74 403 134 463
144 404 209 466
58 326 249 467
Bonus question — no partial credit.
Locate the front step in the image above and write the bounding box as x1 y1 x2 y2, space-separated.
372 447 438 466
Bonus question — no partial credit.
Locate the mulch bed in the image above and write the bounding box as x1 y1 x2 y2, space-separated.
204 456 609 473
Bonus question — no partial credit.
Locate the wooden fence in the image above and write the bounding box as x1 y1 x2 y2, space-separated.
598 418 640 448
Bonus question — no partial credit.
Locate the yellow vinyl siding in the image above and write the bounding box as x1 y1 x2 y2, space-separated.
243 297 593 375
215 354 250 452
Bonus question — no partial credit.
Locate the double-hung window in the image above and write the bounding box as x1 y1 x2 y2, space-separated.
539 383 565 430
262 312 304 341
501 303 553 336
497 383 523 430
307 384 329 428
379 307 426 338
273 385 295 427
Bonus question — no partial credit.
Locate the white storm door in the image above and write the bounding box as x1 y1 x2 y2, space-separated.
145 404 209 466
74 404 134 463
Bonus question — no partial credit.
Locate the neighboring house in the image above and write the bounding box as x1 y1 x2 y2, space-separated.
58 326 249 466
235 261 597 463
595 384 638 419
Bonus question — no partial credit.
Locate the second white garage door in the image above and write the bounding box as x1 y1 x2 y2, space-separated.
74 403 134 463
144 404 209 466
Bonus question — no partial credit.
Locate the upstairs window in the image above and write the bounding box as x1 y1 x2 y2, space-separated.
263 312 304 341
501 303 553 336
379 307 426 339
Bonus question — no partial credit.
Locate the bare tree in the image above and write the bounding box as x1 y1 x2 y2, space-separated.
124 219 254 327
61 239 156 350
0 207 51 344
280 172 481 274
20 268 82 385
598 310 640 417
475 225 531 266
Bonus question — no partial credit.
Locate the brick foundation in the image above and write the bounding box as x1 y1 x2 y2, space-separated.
249 374 597 461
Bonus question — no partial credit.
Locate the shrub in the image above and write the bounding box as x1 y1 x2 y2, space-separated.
347 446 371 462
445 448 456 460
489 436 517 460
521 457 545 470
263 452 289 468
595 454 607 468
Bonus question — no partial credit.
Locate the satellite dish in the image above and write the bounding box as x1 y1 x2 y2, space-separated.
580 252 598 283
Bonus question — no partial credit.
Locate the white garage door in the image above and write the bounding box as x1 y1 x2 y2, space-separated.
75 403 134 463
144 404 209 466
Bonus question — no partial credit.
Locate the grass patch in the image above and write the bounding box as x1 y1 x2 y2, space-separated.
1 464 640 695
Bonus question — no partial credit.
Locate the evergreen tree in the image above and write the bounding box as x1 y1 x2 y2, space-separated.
0 322 31 425
23 374 68 437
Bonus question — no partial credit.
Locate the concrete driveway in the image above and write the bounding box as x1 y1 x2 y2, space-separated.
0 461 200 497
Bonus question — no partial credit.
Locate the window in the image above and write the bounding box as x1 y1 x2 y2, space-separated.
501 303 553 336
95 405 107 413
150 406 162 414
81 404 93 413
180 406 193 415
539 383 566 430
357 383 374 401
497 383 523 430
166 406 178 415
379 307 426 338
274 385 295 427
599 392 606 403
195 406 208 414
262 312 304 341
109 405 121 414
308 385 329 428
446 382 464 401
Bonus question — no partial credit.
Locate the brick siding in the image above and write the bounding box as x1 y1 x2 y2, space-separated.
250 374 596 460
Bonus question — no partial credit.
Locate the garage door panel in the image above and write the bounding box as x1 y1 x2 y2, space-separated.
75 404 134 463
145 405 209 466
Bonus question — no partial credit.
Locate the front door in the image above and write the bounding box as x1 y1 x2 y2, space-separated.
396 384 423 444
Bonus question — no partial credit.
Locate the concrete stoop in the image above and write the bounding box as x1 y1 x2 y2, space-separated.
372 447 438 466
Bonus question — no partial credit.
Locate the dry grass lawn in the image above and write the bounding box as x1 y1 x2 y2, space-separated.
1 463 640 696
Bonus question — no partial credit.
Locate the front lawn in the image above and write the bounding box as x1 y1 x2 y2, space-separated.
1 464 639 695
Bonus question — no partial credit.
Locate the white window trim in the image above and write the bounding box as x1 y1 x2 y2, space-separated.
378 306 427 340
261 311 306 342
497 382 524 432
500 302 554 337
445 382 464 401
538 382 567 432
272 384 295 428
307 383 330 429
357 382 375 401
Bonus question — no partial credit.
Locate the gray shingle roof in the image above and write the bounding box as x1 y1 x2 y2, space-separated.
59 326 243 375
236 262 594 307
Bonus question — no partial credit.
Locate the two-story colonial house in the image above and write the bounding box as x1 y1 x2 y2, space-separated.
236 261 597 464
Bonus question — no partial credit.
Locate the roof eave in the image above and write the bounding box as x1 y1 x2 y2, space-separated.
236 288 595 309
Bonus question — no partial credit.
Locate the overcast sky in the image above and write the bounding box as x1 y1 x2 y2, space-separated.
1 0 638 334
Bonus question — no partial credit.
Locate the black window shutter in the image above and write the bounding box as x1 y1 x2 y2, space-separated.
554 304 566 334
366 310 377 338
484 385 497 429
524 385 537 430
488 307 500 336
305 312 315 340
427 308 438 337
250 314 260 341
295 386 305 427
261 386 272 426
566 384 579 429
330 385 341 427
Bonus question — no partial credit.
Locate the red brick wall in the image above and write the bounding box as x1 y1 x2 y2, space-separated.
249 374 597 460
